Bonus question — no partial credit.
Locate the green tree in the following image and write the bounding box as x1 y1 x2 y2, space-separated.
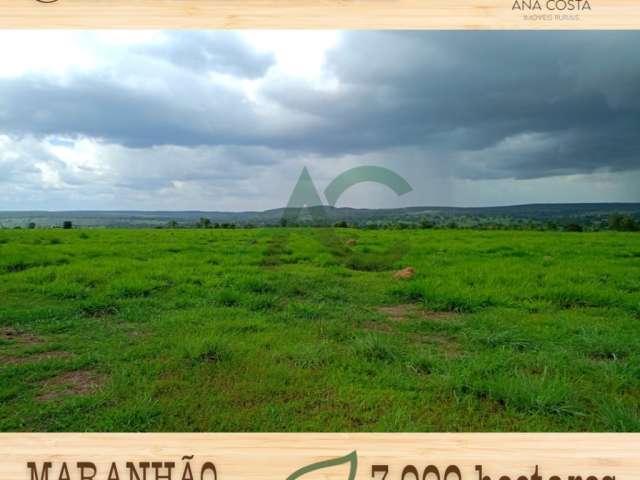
609 213 637 231
419 217 433 229
565 223 583 232
197 217 212 229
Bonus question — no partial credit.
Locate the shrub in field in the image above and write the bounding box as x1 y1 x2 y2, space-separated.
182 337 231 364
214 289 242 307
352 333 402 363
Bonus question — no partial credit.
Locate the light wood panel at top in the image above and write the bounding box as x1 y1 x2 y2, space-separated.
0 0 639 29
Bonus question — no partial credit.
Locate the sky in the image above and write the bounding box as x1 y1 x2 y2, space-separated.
0 30 639 211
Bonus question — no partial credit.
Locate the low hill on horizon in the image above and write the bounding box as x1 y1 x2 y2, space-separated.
1 202 639 229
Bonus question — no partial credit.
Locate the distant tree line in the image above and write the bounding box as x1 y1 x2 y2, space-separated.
165 217 238 229
5 221 74 230
6 213 637 232
261 212 640 232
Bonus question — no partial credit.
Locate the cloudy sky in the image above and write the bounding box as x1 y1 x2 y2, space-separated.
0 30 639 211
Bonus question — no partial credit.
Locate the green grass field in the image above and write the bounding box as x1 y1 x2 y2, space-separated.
0 228 639 431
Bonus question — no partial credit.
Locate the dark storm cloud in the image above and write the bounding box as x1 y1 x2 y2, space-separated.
262 31 640 178
0 73 259 148
0 31 639 182
136 31 275 78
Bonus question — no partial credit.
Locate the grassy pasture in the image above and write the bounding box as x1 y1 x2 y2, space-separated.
0 228 638 431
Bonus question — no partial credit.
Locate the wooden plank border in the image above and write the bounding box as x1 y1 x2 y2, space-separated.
0 0 639 29
1 434 639 480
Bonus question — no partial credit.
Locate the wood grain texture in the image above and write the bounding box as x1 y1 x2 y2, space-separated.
0 0 639 28
0 434 639 480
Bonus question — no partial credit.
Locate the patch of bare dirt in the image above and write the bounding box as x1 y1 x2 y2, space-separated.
377 304 415 321
2 351 73 366
376 304 456 322
393 267 415 279
0 327 44 345
37 370 106 402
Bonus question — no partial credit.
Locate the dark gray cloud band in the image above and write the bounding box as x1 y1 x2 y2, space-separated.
0 31 639 183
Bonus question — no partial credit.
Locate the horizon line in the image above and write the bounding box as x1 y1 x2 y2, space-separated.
1 201 639 215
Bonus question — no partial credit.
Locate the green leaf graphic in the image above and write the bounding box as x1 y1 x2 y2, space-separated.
286 451 358 480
